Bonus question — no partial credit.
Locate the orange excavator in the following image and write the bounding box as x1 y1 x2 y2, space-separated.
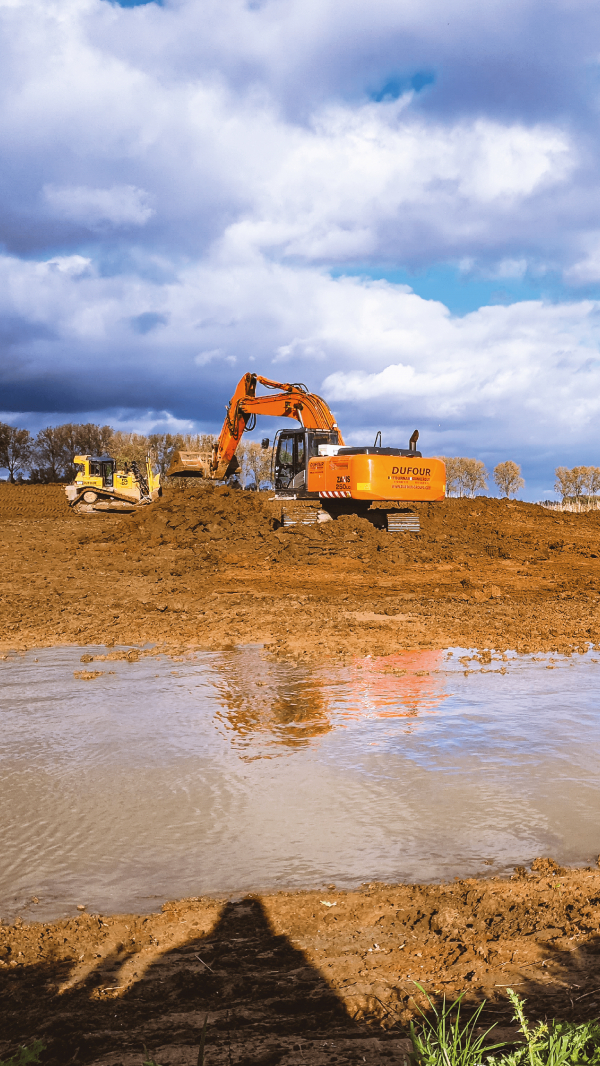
167 373 445 526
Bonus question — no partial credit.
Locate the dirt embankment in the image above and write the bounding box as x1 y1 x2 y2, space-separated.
2 864 600 1065
2 482 600 656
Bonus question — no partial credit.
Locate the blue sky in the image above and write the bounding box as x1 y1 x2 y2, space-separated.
3 0 600 499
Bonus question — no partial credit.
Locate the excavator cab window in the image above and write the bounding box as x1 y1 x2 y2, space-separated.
308 430 339 457
275 429 341 491
274 433 297 489
89 461 102 478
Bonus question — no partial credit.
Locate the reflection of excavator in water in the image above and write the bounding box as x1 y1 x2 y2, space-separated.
167 372 446 528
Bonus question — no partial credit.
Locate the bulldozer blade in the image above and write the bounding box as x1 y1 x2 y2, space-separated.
166 451 212 477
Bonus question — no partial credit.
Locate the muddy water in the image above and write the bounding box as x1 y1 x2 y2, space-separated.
1 645 600 921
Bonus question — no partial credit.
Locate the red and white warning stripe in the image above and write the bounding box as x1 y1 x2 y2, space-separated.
319 490 352 498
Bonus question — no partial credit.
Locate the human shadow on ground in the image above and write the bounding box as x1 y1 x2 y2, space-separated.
4 892 600 1065
1 897 372 1066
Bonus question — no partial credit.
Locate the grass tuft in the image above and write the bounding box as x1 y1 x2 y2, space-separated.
0 1043 44 1066
410 986 600 1066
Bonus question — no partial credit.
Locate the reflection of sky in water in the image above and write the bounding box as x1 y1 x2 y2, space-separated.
1 644 600 920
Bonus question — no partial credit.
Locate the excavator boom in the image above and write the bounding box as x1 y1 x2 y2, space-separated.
167 372 344 480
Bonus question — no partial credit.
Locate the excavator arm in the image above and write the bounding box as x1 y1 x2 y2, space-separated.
167 372 344 479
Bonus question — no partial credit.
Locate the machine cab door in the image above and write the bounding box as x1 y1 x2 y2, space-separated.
88 456 115 487
102 461 114 488
274 429 341 493
274 431 305 491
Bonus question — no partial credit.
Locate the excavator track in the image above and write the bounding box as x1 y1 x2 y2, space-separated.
268 498 331 527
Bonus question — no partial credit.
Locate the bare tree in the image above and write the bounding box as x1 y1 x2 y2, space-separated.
554 466 574 501
237 440 272 488
0 423 10 471
148 433 185 476
31 426 68 481
438 457 488 497
570 465 590 500
1 426 33 482
110 431 152 468
586 466 600 499
554 465 600 504
493 460 524 498
438 457 463 496
460 458 488 497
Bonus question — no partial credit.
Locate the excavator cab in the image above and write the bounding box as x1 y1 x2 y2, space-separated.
273 428 340 496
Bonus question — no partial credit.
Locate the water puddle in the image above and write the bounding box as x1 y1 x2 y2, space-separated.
1 645 600 921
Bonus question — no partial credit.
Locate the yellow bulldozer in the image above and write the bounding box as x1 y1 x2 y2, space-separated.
64 454 161 514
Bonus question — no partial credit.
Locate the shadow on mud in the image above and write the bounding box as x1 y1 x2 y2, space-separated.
3 895 600 1065
1 898 358 1065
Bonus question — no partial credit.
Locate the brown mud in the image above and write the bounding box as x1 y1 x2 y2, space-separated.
3 864 600 1065
3 485 600 1063
2 481 600 657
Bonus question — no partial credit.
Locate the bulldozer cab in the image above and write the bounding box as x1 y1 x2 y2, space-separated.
78 456 115 487
273 428 339 495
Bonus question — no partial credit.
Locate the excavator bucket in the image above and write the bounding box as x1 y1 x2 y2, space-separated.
166 451 212 477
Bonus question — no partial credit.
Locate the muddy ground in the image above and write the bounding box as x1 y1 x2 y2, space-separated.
2 863 600 1065
1 481 600 657
3 484 600 1063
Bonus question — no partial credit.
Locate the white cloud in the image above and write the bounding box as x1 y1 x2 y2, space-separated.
2 247 600 472
194 349 223 367
1 0 600 497
43 184 154 227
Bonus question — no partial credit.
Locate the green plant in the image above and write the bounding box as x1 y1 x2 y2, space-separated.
409 983 506 1066
0 1042 44 1066
490 990 600 1066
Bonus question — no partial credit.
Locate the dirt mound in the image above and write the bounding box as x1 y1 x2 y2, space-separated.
3 485 600 655
111 482 277 549
3 867 600 1065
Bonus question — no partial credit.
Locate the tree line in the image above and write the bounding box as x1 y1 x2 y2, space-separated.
0 421 272 488
554 466 600 503
0 421 526 495
441 458 524 498
5 422 598 502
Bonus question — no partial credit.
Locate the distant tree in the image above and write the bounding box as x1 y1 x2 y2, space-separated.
554 466 574 502
72 423 113 456
31 426 71 482
493 460 524 498
238 440 272 488
438 457 488 497
570 465 590 501
439 457 463 496
148 433 184 476
460 458 488 498
0 422 10 470
585 466 600 499
1 426 33 482
37 423 115 481
110 431 151 469
554 464 600 504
